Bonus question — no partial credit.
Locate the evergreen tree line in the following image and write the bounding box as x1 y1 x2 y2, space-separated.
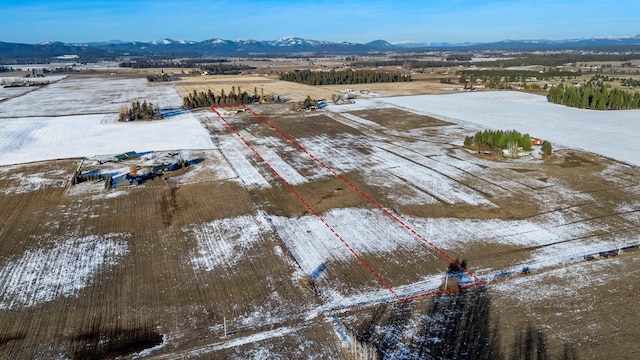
547 83 640 110
468 129 533 151
461 69 579 83
119 59 222 69
354 54 639 69
182 88 255 109
472 53 640 68
0 66 15 73
200 63 255 75
279 69 411 85
352 60 450 68
119 59 256 73
119 100 162 121
120 59 227 69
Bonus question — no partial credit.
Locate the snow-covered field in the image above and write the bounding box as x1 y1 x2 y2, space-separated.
0 76 215 166
0 77 183 118
372 91 640 167
0 112 214 166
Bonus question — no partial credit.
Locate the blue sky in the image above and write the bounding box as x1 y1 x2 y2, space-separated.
1 0 638 44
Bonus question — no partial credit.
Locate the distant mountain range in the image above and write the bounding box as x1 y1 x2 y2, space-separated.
1 35 640 62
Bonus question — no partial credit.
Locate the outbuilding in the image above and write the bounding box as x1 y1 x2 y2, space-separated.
114 151 139 161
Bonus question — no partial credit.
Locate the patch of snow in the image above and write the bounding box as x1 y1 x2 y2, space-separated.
216 135 271 189
252 143 307 185
491 255 623 304
0 233 129 309
296 134 370 173
0 170 68 195
269 208 435 275
188 213 272 272
166 149 237 185
369 146 495 207
338 113 383 128
132 333 167 359
190 325 301 355
327 99 392 113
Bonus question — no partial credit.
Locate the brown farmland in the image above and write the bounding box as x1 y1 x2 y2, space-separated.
0 75 639 359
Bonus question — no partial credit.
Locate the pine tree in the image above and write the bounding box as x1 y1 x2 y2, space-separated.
542 141 553 158
520 134 532 151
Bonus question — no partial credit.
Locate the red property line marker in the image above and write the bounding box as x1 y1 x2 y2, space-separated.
212 107 400 300
239 105 485 295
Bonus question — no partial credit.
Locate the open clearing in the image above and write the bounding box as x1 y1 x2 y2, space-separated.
0 74 639 359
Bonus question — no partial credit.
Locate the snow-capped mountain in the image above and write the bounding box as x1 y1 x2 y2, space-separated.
270 36 332 47
2 35 639 62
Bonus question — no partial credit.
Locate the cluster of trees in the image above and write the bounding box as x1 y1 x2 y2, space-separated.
183 87 258 108
279 69 411 85
621 78 640 87
460 69 579 89
289 95 320 111
118 100 162 122
547 83 640 110
200 63 255 75
0 66 14 73
446 54 472 61
584 74 616 87
467 129 533 152
146 73 171 82
447 258 468 273
41 67 76 74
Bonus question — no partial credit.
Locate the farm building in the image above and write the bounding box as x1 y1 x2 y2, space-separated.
152 162 182 175
113 151 139 161
111 174 137 189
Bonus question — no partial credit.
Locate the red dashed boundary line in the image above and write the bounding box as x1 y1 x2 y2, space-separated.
213 105 485 301
212 107 400 300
